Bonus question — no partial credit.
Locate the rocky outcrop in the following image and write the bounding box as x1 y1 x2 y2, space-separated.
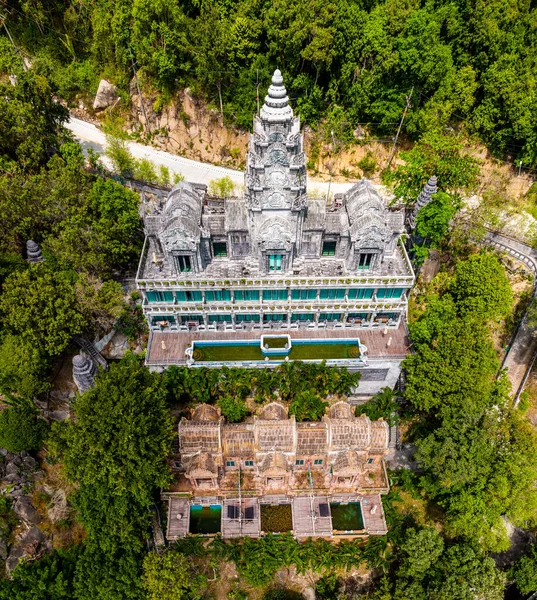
101 331 129 360
93 79 118 111
47 489 69 524
129 85 248 168
5 527 48 577
13 497 40 525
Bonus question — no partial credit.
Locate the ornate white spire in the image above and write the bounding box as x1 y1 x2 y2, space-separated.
260 69 294 123
409 175 437 229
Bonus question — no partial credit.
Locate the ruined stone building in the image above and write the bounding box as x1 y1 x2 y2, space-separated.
165 401 391 540
136 69 415 394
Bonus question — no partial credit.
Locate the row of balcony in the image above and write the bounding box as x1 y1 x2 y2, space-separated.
150 313 401 332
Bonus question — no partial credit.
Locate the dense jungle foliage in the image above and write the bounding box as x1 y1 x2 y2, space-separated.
3 0 537 164
2 13 537 598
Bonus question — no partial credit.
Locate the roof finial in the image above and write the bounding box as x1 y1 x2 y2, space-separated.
260 68 293 123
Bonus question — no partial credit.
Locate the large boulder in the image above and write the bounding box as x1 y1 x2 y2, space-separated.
5 527 47 577
13 497 40 525
47 489 69 523
5 545 25 577
0 540 7 561
93 80 118 111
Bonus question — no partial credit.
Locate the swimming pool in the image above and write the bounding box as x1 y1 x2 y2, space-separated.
189 504 222 535
330 502 364 532
188 338 365 364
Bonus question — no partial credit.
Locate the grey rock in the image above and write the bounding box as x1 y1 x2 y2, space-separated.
6 545 26 577
10 455 22 467
49 410 70 422
9 488 24 498
22 526 46 547
22 456 36 471
93 79 118 111
3 473 23 484
4 452 15 462
0 540 7 560
19 451 28 458
13 497 40 524
5 462 19 475
0 448 7 456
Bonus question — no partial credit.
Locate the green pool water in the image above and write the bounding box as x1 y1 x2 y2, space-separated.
260 504 293 532
189 505 222 534
264 337 289 349
330 502 364 531
194 342 360 362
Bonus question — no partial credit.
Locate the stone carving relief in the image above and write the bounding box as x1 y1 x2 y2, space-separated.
266 168 288 187
160 227 199 253
292 194 307 210
352 225 390 250
257 217 294 251
263 191 290 209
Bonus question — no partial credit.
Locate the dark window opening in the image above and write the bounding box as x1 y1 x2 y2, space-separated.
358 253 373 270
177 255 192 272
322 241 337 256
213 242 227 257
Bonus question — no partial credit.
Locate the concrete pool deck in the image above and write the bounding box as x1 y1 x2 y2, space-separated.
147 326 409 366
164 493 387 540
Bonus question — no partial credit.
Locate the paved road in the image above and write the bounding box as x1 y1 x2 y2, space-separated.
66 117 355 195
486 231 537 402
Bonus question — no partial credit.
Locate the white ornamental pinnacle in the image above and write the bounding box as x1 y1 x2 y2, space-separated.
72 353 96 393
260 69 294 123
409 175 438 229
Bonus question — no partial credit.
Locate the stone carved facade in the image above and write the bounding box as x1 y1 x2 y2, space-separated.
136 70 415 394
178 402 389 495
140 69 406 280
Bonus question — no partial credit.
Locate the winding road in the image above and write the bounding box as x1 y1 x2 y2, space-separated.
485 231 537 402
66 117 355 195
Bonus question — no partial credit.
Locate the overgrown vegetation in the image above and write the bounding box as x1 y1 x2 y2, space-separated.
163 362 360 417
4 0 537 166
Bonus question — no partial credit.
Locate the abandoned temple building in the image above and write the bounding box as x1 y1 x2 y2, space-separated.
165 401 391 539
136 69 415 395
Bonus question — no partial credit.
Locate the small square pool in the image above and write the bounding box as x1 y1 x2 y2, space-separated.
330 502 364 532
260 504 293 533
189 504 222 535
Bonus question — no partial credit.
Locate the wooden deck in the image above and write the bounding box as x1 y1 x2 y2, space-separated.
292 496 333 538
222 498 261 538
361 494 388 535
165 493 388 540
147 326 409 365
167 497 190 540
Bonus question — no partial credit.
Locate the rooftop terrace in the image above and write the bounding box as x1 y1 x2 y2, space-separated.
146 325 409 366
165 493 387 540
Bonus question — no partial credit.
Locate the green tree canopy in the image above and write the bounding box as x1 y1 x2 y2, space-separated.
288 390 328 422
391 132 480 203
510 545 537 596
142 550 206 600
0 404 49 453
0 66 69 172
58 354 173 551
451 252 513 320
0 335 51 400
0 264 86 357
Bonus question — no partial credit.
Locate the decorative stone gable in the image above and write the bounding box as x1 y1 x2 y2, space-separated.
245 70 307 214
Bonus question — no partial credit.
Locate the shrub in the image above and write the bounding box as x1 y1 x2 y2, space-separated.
358 151 377 177
0 404 48 453
217 395 250 423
